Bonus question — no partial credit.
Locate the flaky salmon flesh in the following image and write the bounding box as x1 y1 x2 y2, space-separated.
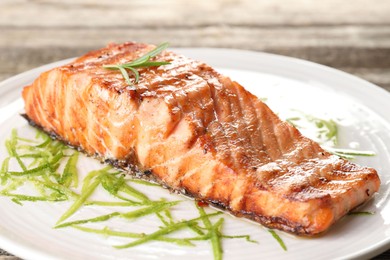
22 42 380 236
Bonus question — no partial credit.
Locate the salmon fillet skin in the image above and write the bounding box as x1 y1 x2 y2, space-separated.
22 42 380 236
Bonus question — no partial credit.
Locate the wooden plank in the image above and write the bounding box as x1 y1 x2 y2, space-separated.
1 0 390 27
340 68 390 91
2 44 390 71
0 249 18 260
2 25 390 49
2 24 390 86
0 257 20 260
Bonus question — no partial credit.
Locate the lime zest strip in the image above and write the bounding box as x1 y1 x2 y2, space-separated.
55 200 180 228
268 229 287 251
114 212 222 249
73 225 196 247
56 177 101 225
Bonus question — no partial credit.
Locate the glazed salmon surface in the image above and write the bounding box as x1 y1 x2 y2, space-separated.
22 42 380 236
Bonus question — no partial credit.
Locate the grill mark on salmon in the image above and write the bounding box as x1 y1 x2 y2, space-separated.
22 42 381 236
233 82 269 167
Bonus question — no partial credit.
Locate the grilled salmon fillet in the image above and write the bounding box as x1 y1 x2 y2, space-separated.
22 42 380 236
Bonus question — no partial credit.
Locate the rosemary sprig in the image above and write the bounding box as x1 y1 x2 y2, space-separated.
103 42 170 86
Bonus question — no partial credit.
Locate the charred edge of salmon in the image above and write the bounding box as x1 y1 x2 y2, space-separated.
22 113 163 183
21 114 350 237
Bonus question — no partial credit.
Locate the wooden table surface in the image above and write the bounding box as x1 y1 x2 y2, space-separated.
1 0 390 259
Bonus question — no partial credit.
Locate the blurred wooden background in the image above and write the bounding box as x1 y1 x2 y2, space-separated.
1 0 390 259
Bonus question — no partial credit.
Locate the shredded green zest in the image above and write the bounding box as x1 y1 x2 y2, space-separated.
324 147 376 159
84 200 144 207
73 225 196 247
6 129 28 171
114 211 223 249
348 211 375 216
1 129 71 203
0 157 10 185
286 112 376 159
286 112 338 145
0 128 258 259
56 200 180 229
128 178 160 186
268 229 287 251
59 152 79 188
197 205 224 260
56 175 101 224
103 42 170 86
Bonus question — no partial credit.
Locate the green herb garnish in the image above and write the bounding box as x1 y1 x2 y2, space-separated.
268 229 287 251
286 112 338 145
0 128 257 260
56 201 180 228
103 42 170 86
348 211 375 216
196 205 224 260
59 152 79 188
325 147 376 159
114 211 223 249
286 112 376 159
73 225 197 247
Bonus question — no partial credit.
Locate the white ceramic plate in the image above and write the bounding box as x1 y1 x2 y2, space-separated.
0 48 390 260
